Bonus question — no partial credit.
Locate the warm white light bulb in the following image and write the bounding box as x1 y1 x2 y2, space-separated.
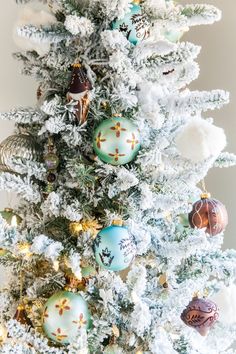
11 215 18 228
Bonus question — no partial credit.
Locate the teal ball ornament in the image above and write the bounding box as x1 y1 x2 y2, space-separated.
93 115 141 165
111 3 150 45
163 27 189 43
93 223 136 271
42 291 91 345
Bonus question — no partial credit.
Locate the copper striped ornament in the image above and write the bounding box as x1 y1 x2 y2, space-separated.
188 193 228 236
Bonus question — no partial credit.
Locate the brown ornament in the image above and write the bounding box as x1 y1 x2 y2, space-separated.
67 64 92 124
188 194 228 236
14 304 33 327
181 297 219 336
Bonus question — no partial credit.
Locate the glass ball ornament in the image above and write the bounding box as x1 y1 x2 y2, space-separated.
0 134 41 174
93 115 141 166
163 27 189 43
44 153 59 170
47 172 57 183
188 193 228 236
42 291 91 345
93 221 136 271
111 1 150 45
181 297 219 336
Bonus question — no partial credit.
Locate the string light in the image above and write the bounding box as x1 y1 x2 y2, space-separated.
11 215 18 228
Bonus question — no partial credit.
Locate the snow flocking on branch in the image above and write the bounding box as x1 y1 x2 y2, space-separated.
0 0 235 353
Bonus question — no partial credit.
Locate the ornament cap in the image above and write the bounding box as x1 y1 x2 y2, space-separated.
4 208 13 213
193 291 200 299
201 192 211 199
16 303 25 311
112 113 122 117
112 219 123 226
65 273 82 292
72 63 82 68
132 0 141 4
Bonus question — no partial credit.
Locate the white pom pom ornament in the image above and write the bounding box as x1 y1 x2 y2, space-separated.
211 284 236 325
176 117 226 162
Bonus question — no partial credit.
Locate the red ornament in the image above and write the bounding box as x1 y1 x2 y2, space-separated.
67 64 92 124
188 193 228 236
181 297 219 336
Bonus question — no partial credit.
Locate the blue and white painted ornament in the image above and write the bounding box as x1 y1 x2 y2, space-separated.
42 291 91 345
111 0 150 45
93 220 136 271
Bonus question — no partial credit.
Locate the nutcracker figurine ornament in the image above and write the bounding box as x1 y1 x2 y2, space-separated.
67 63 93 124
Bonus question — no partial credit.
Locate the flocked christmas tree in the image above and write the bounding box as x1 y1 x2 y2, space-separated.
0 0 236 353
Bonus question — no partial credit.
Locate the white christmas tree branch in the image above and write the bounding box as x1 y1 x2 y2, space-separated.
0 173 41 203
0 108 45 124
17 24 71 44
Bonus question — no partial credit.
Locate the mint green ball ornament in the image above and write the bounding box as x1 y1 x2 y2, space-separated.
164 29 184 43
93 115 141 165
42 291 91 345
111 2 150 45
93 221 136 271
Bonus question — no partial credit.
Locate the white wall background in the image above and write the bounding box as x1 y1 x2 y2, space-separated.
182 0 236 249
0 1 37 208
0 1 235 248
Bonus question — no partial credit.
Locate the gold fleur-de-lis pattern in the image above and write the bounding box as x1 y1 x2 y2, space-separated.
73 313 87 328
109 148 126 162
51 328 68 342
55 298 71 316
96 132 106 149
42 306 49 324
127 133 139 150
110 122 127 137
